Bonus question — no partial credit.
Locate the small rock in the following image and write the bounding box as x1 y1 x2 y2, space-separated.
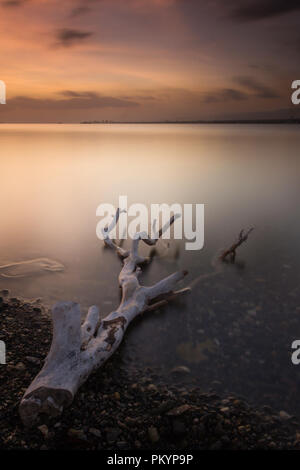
155 400 176 415
167 404 192 416
279 411 292 421
116 441 128 450
171 366 191 375
220 407 230 413
106 427 121 443
125 416 138 426
15 362 26 371
67 428 87 441
37 425 48 438
148 426 159 443
25 356 41 365
114 392 121 400
89 427 102 438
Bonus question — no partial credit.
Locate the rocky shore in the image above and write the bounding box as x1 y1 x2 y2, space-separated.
1 293 300 451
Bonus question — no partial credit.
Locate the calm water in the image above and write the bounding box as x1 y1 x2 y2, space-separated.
1 123 300 414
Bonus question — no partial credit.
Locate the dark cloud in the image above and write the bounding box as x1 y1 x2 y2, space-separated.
55 28 93 47
69 0 104 18
69 5 91 18
1 0 26 7
234 76 280 98
230 0 300 21
3 91 139 110
203 88 248 104
59 90 93 98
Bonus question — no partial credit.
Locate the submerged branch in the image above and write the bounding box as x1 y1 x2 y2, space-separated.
219 228 254 263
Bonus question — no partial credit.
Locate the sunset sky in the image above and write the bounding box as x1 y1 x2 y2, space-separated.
0 0 299 122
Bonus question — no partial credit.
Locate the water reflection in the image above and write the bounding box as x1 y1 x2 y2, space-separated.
1 123 300 415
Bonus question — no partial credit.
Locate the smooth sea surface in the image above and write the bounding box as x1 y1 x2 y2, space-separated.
1 123 300 415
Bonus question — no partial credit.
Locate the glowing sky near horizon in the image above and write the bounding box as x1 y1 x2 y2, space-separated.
0 0 299 122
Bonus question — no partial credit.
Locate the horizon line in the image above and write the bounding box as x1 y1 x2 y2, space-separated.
0 118 299 125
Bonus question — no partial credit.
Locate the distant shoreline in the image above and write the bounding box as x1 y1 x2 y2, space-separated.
81 119 300 125
0 119 299 125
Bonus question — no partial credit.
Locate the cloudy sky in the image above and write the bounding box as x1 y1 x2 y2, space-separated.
0 0 299 122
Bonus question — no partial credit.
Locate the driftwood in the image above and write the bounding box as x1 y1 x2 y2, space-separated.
19 211 190 427
19 215 253 427
190 228 254 289
219 228 254 263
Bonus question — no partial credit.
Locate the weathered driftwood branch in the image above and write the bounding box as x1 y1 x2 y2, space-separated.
19 211 189 426
190 227 254 289
219 228 254 263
